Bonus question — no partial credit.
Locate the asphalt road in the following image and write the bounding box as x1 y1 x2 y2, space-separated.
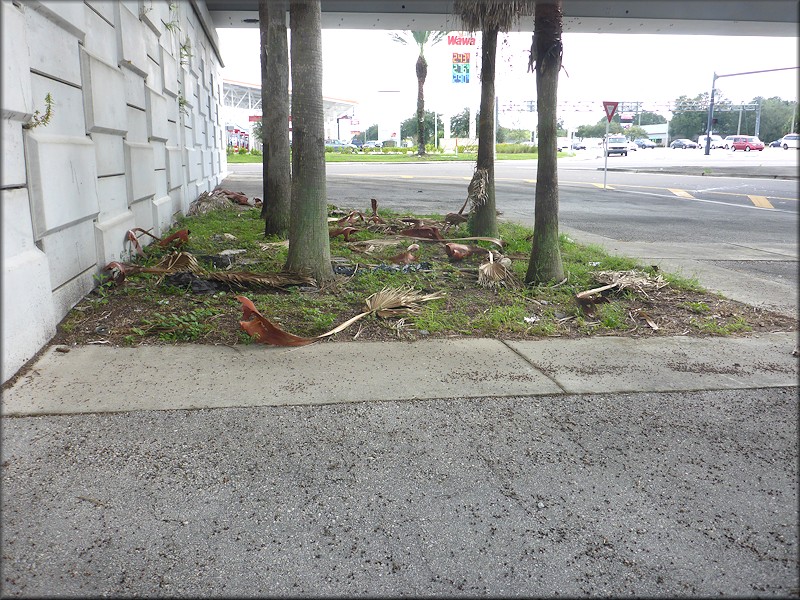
2 387 797 597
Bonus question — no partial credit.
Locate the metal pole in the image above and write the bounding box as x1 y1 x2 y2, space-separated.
603 119 609 189
737 105 743 134
704 73 717 156
755 100 762 138
434 110 437 149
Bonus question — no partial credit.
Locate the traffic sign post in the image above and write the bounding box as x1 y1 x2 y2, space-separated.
602 101 618 189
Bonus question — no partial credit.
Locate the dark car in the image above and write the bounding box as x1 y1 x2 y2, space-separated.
670 138 698 149
571 141 586 150
767 139 783 148
634 138 656 149
350 139 364 148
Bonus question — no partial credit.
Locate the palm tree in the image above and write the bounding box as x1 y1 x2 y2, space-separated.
285 0 333 283
525 0 565 284
259 0 291 236
455 1 534 238
391 30 447 155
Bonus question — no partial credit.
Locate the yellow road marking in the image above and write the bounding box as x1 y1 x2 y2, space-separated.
592 183 613 189
399 175 414 179
668 188 695 199
748 195 774 209
524 179 537 183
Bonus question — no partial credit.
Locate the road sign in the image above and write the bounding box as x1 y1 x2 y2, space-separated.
603 101 618 122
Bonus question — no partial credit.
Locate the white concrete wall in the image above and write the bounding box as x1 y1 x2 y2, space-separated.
1 0 227 383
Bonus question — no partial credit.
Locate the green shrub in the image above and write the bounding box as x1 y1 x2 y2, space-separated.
237 146 247 154
496 143 536 154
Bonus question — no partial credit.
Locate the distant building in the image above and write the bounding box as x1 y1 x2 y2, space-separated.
222 79 357 149
642 123 669 146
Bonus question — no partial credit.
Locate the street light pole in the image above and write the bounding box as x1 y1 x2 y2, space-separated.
704 73 717 156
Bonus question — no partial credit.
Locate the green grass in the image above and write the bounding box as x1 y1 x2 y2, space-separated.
78 199 765 347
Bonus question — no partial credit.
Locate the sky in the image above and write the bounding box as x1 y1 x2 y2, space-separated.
216 27 799 132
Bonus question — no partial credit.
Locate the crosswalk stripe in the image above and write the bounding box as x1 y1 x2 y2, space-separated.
748 195 774 208
668 188 695 199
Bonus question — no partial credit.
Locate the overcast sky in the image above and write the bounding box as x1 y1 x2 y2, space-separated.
217 27 798 131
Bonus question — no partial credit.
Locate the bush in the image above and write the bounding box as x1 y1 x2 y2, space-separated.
250 149 261 156
496 143 536 154
237 146 247 154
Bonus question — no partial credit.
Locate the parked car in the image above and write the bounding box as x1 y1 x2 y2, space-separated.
721 135 752 149
628 141 638 152
670 139 697 149
781 133 799 149
698 134 724 149
731 136 764 151
604 134 629 156
363 140 382 149
350 139 364 148
634 138 656 149
325 139 358 150
767 139 783 148
570 141 586 150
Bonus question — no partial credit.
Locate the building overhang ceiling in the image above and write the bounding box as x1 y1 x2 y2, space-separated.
206 0 799 37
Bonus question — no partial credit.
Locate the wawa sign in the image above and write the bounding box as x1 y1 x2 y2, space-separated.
447 34 476 46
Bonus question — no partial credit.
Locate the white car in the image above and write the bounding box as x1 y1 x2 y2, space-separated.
698 134 724 149
781 133 799 149
363 140 383 149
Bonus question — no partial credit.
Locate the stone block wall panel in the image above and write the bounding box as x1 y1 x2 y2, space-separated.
80 49 128 135
2 0 225 383
2 2 33 121
24 133 100 239
92 132 126 178
82 5 118 66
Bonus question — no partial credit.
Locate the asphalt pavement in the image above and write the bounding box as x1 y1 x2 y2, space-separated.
1 159 798 597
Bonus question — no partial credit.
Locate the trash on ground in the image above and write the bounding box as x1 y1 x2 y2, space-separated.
576 270 668 300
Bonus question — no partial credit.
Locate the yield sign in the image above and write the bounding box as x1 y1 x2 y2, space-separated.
603 101 618 123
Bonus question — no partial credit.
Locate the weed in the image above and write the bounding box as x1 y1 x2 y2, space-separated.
596 302 628 330
690 316 752 335
132 307 219 341
23 93 54 129
683 301 710 314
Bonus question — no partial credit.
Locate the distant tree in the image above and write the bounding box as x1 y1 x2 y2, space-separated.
637 111 667 126
252 118 263 143
364 123 379 142
391 31 447 155
400 111 444 145
285 0 333 283
623 125 648 140
451 107 472 137
498 127 531 143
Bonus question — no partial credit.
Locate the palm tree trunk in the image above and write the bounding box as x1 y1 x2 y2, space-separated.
286 0 333 283
259 0 291 236
470 26 499 238
416 54 427 155
525 0 564 284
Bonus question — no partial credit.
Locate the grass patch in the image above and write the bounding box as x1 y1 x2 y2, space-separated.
52 201 793 349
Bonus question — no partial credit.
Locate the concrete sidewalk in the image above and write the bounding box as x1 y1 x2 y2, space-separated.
3 333 797 416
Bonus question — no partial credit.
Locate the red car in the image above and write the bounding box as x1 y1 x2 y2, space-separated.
731 136 764 152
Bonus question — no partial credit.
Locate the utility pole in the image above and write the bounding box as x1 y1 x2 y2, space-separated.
755 100 762 138
704 66 798 155
737 105 743 134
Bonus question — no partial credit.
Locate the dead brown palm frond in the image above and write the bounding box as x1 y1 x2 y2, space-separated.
206 271 316 290
364 286 446 318
154 251 203 273
388 244 419 265
576 270 669 300
478 252 520 289
455 0 535 33
237 286 444 347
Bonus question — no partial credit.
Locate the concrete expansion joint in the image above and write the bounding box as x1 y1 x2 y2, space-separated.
499 339 569 394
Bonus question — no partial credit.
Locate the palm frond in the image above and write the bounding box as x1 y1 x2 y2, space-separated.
364 286 445 317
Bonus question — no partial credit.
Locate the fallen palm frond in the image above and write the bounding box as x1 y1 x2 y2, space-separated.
577 270 668 300
478 252 519 289
329 227 359 241
237 286 445 346
388 244 419 264
104 251 314 290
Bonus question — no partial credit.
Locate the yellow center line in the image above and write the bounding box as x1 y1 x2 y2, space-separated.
524 179 537 183
668 188 695 199
592 183 612 189
748 195 774 209
399 175 414 179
